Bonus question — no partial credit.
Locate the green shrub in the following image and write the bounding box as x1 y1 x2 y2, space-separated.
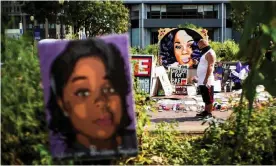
140 44 158 56
129 46 140 55
223 40 240 61
117 102 276 165
130 44 159 63
1 36 50 165
194 105 276 165
209 40 240 61
178 23 203 35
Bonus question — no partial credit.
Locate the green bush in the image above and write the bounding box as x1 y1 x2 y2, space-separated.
1 36 50 165
209 40 240 61
129 44 159 65
117 102 276 165
140 44 159 56
195 104 276 165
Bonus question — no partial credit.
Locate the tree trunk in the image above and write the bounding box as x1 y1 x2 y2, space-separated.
73 25 78 34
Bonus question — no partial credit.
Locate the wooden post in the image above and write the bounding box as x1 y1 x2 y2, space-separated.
45 18 49 39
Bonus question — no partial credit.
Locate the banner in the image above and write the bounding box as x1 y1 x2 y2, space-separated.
169 65 188 86
131 55 153 94
169 65 189 95
155 66 173 96
34 26 41 40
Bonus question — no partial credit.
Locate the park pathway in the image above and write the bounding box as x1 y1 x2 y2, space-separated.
145 92 239 134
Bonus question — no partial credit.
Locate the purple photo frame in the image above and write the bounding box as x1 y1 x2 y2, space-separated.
38 34 137 160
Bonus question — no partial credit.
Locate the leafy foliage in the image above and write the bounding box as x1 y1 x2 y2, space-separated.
22 1 62 22
197 104 276 165
75 1 130 36
1 36 49 165
116 102 276 165
231 1 276 107
209 40 240 61
230 2 251 32
22 1 130 36
178 23 203 33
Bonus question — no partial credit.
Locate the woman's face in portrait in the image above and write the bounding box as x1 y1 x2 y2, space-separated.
57 57 122 141
174 30 194 66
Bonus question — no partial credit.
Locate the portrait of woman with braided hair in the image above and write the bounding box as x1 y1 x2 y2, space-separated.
38 36 137 161
159 28 203 69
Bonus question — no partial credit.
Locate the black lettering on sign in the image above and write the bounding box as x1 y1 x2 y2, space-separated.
170 65 188 85
175 85 187 95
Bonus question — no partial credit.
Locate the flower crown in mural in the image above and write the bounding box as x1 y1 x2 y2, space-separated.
158 28 176 41
158 27 209 41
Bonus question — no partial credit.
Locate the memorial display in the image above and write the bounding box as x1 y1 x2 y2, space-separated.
131 55 154 94
156 28 209 95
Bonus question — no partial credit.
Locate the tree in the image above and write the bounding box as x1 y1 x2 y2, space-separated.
231 1 276 107
22 1 130 36
22 1 62 23
178 23 203 31
1 36 47 165
230 2 251 32
68 1 130 36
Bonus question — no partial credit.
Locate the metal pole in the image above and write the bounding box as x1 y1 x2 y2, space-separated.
60 9 64 39
32 22 34 55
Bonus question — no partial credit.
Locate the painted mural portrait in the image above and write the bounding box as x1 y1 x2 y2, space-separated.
159 28 203 69
38 35 137 160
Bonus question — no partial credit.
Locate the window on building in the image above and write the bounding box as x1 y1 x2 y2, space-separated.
29 24 32 29
197 5 204 18
131 5 140 20
166 5 182 19
205 28 214 41
204 5 214 18
131 20 139 28
150 5 161 19
214 5 219 19
131 11 139 19
226 3 232 19
151 31 159 44
182 5 198 18
131 28 140 47
146 5 150 18
40 24 44 29
160 5 166 18
226 19 232 28
147 4 218 19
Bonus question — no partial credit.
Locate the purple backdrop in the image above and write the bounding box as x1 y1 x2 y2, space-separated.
38 34 136 156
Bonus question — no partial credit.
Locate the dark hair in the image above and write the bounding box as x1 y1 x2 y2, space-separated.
159 28 202 69
47 38 132 147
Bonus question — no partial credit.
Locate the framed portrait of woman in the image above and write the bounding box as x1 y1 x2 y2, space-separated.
38 34 138 161
159 28 203 69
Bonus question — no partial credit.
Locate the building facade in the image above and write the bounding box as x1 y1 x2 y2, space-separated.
1 1 61 39
123 0 240 48
2 1 240 46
